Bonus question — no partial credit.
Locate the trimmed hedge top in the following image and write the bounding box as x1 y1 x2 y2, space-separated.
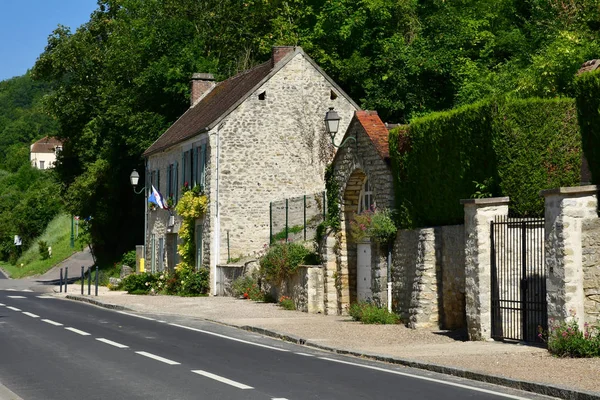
389 97 581 228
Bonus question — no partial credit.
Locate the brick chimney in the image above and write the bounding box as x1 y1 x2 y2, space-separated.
271 46 296 67
190 73 216 106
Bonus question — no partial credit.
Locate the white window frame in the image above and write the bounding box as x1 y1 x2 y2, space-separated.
358 178 375 213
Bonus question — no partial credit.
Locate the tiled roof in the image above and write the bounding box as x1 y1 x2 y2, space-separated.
144 61 273 156
31 136 62 153
577 59 600 75
355 111 390 160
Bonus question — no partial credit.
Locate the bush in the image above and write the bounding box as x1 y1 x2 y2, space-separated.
278 296 296 310
38 240 49 260
544 318 600 357
349 208 397 244
119 272 156 294
348 302 400 324
575 69 600 185
389 97 581 227
231 275 266 301
119 250 137 269
260 242 316 285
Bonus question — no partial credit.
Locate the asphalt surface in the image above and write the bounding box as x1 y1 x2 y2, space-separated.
0 290 557 400
0 269 6 279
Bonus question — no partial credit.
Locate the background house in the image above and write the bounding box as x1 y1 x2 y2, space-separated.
143 46 359 294
30 136 62 169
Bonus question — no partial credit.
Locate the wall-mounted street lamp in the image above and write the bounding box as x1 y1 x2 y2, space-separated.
324 107 355 148
130 169 146 195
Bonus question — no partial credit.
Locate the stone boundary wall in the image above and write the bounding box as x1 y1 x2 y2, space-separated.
391 225 465 329
582 218 600 324
270 192 325 242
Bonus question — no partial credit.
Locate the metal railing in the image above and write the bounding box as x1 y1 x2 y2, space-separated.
269 192 325 244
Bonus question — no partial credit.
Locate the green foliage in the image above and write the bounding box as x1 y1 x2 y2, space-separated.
321 164 340 235
38 241 50 260
349 208 397 244
272 225 304 242
348 302 400 325
119 250 137 269
543 318 600 358
119 268 209 296
174 191 208 269
574 69 600 184
260 242 317 285
390 97 581 227
278 296 296 311
231 275 266 301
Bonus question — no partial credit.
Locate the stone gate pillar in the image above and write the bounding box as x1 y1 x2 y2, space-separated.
461 197 510 340
541 186 598 330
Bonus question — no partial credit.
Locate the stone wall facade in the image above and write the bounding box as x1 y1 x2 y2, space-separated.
582 218 600 324
391 225 465 329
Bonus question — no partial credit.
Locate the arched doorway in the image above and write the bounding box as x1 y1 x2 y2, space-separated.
340 169 376 310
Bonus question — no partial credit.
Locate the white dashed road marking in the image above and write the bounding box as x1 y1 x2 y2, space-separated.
295 352 314 357
21 289 33 292
191 370 253 390
96 338 129 349
7 296 26 299
319 357 533 400
42 319 63 326
6 306 21 311
65 327 91 336
22 312 39 318
0 303 5 306
169 323 289 352
36 296 54 299
135 351 180 365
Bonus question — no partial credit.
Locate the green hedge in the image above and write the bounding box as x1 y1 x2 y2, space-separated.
574 69 600 184
389 97 581 227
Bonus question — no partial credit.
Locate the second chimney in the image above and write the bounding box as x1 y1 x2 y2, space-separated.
190 73 216 106
271 46 296 68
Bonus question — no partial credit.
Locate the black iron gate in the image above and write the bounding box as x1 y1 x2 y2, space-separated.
490 216 547 343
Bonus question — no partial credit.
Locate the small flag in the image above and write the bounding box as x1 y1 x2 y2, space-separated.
149 185 168 209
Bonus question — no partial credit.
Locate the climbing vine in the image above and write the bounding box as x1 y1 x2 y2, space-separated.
174 186 208 270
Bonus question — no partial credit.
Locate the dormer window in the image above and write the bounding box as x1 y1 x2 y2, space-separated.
258 91 266 101
330 90 338 100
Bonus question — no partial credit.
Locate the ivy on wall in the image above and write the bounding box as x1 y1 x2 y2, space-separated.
389 97 582 228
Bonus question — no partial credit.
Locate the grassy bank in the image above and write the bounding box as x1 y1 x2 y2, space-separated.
0 213 77 278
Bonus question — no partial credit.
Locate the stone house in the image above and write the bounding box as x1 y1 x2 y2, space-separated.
30 136 62 169
142 46 359 294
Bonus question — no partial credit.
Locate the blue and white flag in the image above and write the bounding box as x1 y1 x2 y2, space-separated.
149 185 168 209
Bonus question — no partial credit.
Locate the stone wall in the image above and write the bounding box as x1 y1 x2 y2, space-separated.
582 214 600 325
543 186 598 330
270 192 325 243
270 266 325 313
391 225 465 329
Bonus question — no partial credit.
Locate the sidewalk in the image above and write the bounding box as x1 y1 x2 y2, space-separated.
58 286 600 399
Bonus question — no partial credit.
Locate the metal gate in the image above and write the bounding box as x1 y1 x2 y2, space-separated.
490 216 546 343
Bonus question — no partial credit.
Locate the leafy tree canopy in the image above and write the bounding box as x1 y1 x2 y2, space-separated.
29 0 600 263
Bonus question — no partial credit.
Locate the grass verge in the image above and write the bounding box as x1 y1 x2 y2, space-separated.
0 213 77 278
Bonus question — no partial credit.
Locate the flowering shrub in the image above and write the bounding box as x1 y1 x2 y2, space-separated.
541 317 600 357
175 187 208 269
118 268 209 296
231 275 266 301
278 296 296 310
349 208 397 244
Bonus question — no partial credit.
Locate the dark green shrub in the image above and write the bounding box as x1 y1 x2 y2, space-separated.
348 302 400 324
390 97 581 227
260 242 316 285
178 268 209 296
119 250 137 269
272 225 303 242
38 240 49 260
575 69 600 185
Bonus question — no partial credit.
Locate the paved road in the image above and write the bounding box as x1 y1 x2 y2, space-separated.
0 290 556 400
0 269 6 279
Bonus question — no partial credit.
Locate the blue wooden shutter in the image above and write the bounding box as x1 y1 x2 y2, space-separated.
166 165 171 198
157 169 161 193
200 143 207 191
193 147 198 187
174 161 179 202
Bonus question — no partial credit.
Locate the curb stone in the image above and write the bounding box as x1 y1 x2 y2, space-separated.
64 296 600 400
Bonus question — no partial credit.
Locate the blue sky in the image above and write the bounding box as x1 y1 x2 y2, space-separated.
0 0 99 81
